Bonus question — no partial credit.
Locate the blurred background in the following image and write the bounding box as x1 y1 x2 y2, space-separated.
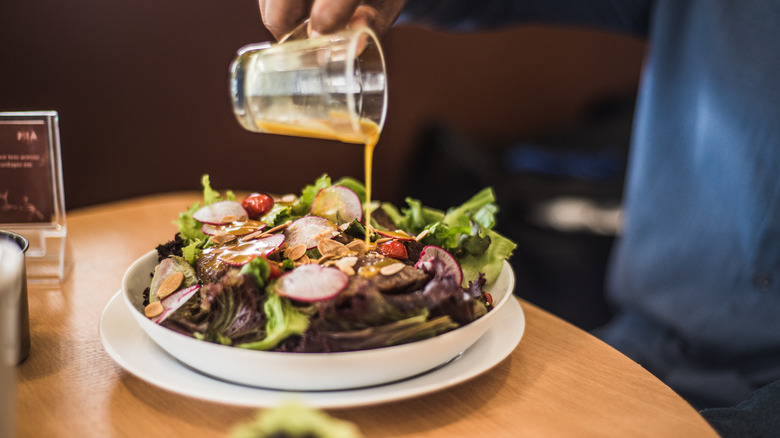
0 0 645 330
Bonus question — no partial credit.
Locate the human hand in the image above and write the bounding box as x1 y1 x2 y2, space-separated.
258 0 408 41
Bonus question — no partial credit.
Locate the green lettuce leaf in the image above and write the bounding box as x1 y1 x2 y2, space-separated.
239 256 272 288
380 198 444 235
459 228 516 285
237 292 310 351
260 202 293 228
441 187 497 229
382 187 515 285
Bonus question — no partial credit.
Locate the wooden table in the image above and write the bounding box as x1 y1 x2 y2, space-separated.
16 193 719 437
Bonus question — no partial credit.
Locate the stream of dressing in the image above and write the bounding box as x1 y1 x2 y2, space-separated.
256 118 380 243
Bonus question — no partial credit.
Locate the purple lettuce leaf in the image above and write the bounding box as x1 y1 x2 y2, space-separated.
193 271 268 345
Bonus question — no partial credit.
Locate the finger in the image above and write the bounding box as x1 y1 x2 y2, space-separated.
309 0 362 36
260 0 312 40
346 6 375 30
348 2 408 39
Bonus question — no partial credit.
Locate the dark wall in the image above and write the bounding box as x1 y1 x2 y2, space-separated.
0 0 645 209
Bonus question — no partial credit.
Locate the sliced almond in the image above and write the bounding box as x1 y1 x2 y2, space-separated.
336 256 358 268
211 234 237 245
380 263 405 276
318 239 350 257
144 301 164 318
279 193 297 204
241 230 265 241
263 221 291 236
415 228 430 242
375 237 392 244
345 240 367 256
286 243 307 261
156 271 184 300
338 265 356 276
317 253 335 264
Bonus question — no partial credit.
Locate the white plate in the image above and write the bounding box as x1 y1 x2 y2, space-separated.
99 290 525 409
121 251 518 391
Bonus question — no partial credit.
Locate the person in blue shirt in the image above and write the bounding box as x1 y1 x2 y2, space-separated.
258 1 780 435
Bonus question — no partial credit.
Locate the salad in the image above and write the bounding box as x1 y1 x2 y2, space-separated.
142 174 516 353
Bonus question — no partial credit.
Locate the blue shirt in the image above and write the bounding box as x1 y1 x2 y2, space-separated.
400 0 780 409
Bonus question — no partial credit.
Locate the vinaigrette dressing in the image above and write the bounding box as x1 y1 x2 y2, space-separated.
255 117 380 243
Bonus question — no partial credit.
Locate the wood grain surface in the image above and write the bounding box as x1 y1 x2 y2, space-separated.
16 193 717 437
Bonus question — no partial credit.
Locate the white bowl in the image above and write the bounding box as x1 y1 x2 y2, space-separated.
122 250 515 391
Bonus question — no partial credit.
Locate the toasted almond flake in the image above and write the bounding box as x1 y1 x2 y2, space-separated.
220 214 238 223
294 254 311 266
144 301 164 318
375 237 392 244
380 263 405 276
337 256 358 268
345 240 367 255
318 239 349 257
317 254 335 264
156 271 184 300
279 194 297 203
211 234 237 245
238 215 248 222
241 230 265 241
286 243 307 260
415 228 430 242
338 265 356 276
263 221 291 236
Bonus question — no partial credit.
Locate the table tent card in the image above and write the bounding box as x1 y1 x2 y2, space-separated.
0 111 66 282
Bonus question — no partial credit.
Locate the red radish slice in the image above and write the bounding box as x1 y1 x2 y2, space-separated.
414 245 463 285
201 224 220 236
217 234 285 266
150 257 178 297
201 220 266 236
376 229 415 241
310 186 362 224
284 216 338 249
153 285 200 324
275 264 348 302
192 200 248 225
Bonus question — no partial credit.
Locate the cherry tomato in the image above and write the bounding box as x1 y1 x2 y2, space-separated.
377 240 408 260
241 193 274 219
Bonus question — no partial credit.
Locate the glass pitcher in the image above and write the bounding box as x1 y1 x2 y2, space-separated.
229 22 387 145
